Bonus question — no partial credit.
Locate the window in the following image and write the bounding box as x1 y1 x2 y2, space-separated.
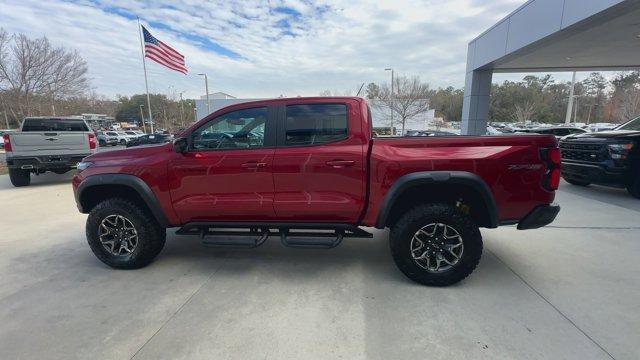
617 117 640 131
191 107 267 150
285 104 348 146
22 118 89 132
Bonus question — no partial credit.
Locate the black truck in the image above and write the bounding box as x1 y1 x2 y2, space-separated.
560 116 640 198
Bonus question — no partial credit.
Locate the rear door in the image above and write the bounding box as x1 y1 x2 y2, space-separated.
272 100 367 222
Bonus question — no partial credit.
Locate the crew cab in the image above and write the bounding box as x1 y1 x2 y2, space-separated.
560 116 640 198
4 117 96 187
72 97 560 286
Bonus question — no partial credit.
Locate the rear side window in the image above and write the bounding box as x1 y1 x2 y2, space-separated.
22 118 89 132
284 104 348 146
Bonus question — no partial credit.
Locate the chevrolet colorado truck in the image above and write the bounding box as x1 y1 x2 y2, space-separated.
4 117 97 187
72 97 560 286
560 116 640 198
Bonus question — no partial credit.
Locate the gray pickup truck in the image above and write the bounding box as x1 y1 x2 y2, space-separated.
3 117 96 187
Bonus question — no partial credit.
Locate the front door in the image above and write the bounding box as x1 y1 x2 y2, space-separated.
168 106 277 223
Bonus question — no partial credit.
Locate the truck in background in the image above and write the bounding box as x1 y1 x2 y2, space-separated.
3 117 96 187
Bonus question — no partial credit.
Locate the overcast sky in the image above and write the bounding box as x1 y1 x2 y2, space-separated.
1 0 589 99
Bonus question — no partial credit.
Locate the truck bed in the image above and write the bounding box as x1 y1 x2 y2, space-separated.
363 134 558 225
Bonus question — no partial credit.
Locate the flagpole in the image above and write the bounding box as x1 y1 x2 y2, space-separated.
137 17 154 134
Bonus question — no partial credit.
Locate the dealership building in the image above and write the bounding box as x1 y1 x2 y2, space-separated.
462 0 640 135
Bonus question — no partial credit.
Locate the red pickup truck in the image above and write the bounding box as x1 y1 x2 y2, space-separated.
72 97 560 286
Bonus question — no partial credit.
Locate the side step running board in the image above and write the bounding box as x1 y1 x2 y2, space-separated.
176 222 372 249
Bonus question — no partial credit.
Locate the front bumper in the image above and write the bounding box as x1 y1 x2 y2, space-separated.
561 161 628 187
517 204 560 230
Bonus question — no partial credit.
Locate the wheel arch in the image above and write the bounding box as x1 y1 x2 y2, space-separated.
76 174 169 228
375 171 498 229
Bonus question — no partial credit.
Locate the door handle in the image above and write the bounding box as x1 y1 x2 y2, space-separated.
241 162 267 169
326 160 355 168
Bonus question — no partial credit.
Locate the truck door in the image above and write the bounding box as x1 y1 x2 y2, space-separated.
168 106 277 222
272 101 367 222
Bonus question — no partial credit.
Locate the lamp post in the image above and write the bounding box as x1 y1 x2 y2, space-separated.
197 73 210 115
385 68 394 135
139 104 147 134
194 107 198 122
179 92 185 127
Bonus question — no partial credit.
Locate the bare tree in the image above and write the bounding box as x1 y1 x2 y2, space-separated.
617 87 640 121
0 28 89 123
513 100 536 122
376 75 432 135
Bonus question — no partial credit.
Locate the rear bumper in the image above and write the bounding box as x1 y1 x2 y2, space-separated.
517 204 560 230
7 154 90 170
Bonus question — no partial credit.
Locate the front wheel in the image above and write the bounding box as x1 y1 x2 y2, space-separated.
86 198 166 269
627 177 640 199
390 204 482 286
9 168 31 187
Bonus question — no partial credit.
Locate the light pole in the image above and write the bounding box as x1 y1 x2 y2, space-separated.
139 105 147 134
198 73 210 115
194 107 198 122
179 92 185 127
385 68 394 135
565 71 577 125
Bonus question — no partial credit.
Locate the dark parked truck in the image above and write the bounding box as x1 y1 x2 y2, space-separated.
72 97 560 286
560 116 640 198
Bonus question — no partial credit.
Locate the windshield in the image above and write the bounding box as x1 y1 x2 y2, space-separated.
616 117 640 131
22 118 89 132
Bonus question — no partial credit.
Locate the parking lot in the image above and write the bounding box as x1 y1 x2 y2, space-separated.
0 173 638 360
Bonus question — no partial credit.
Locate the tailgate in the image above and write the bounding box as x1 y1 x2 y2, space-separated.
10 132 90 155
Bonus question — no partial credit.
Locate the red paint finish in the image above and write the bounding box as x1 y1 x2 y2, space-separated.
73 96 558 229
167 148 276 222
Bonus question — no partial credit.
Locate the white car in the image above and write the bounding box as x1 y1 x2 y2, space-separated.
119 131 142 143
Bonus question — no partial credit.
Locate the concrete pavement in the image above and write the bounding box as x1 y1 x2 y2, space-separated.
0 174 637 359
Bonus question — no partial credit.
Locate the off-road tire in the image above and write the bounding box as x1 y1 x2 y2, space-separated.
564 177 590 186
86 198 166 269
390 203 482 286
9 168 31 187
627 177 640 199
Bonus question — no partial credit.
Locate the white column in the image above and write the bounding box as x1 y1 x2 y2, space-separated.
461 69 492 135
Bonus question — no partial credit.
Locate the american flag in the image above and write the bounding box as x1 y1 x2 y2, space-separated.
142 25 188 74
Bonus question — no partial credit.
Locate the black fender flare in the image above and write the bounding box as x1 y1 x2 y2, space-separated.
374 171 498 229
76 173 169 227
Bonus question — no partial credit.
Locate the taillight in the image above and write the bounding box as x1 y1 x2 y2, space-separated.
541 147 561 191
88 133 96 150
548 148 561 166
2 133 11 152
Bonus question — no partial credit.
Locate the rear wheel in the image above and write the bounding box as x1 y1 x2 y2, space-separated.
86 198 166 269
9 168 31 187
390 204 482 286
564 177 590 186
99 139 106 147
119 139 126 145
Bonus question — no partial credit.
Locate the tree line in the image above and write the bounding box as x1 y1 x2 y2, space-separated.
351 71 640 131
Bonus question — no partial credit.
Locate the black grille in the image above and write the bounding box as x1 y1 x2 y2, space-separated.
560 142 606 162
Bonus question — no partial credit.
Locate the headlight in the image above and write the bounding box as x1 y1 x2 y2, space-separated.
608 143 634 151
76 161 93 171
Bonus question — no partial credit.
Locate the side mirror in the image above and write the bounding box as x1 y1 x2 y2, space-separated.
173 137 188 153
